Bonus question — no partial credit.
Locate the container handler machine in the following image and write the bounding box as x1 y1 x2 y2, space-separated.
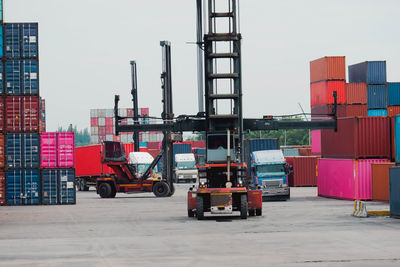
113 0 338 219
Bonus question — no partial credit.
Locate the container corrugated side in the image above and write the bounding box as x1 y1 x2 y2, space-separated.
289 156 318 187
311 130 321 154
41 133 57 168
0 25 3 59
310 81 346 107
318 158 389 200
367 85 387 109
57 132 75 168
321 117 391 159
6 133 40 168
394 115 400 162
389 167 400 218
346 83 367 104
345 104 368 117
0 134 4 168
41 169 58 205
0 172 5 205
6 96 40 132
368 109 388 117
58 168 76 204
309 56 346 83
349 61 387 84
387 106 400 117
0 59 3 93
372 163 395 202
388 83 400 106
6 169 40 205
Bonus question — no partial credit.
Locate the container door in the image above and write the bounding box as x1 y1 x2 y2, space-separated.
58 169 76 204
42 169 58 205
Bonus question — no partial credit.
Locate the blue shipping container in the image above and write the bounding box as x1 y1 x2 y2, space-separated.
388 83 400 106
6 133 40 168
42 168 76 205
59 168 76 204
5 23 38 58
243 139 280 174
0 0 3 22
6 169 40 205
367 85 387 109
158 144 193 172
0 60 3 94
389 167 400 218
349 61 387 84
368 109 387 117
41 169 58 205
0 25 3 58
139 142 147 148
6 59 39 95
395 115 400 163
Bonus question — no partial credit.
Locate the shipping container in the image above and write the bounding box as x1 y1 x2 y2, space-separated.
58 168 76 204
321 117 391 159
388 83 400 106
173 143 192 166
394 115 400 162
309 56 346 83
367 85 387 109
298 147 312 156
0 99 4 132
6 133 40 168
318 158 390 200
389 167 400 218
285 156 318 187
0 59 3 93
310 81 346 107
282 149 299 157
6 60 39 94
6 96 39 132
6 59 22 94
349 61 387 84
105 117 113 126
39 98 46 132
346 83 367 104
4 23 38 58
368 109 387 117
4 23 21 57
311 130 321 155
345 104 368 117
387 106 400 117
91 117 98 127
0 172 5 205
311 105 346 120
6 169 40 205
243 139 280 173
41 168 58 205
40 133 57 168
75 144 135 177
371 163 395 202
57 132 74 168
0 24 3 58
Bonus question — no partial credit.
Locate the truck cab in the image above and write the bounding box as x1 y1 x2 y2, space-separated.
128 152 159 177
250 150 290 201
174 153 198 183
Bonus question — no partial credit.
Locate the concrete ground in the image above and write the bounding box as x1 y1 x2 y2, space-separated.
0 185 400 267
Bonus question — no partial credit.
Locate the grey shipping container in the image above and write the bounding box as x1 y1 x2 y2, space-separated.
389 167 400 218
243 139 280 175
348 61 387 84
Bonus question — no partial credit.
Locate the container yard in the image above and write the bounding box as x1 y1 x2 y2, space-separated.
2 0 400 266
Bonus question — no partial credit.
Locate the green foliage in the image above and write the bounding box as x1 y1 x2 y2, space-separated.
186 133 206 141
57 124 91 147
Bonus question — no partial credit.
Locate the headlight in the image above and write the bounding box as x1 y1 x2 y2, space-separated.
200 178 207 185
192 175 197 178
178 175 183 179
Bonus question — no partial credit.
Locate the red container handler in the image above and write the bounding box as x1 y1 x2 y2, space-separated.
321 117 391 159
310 81 346 107
310 56 346 83
6 96 40 132
0 172 5 205
285 156 318 187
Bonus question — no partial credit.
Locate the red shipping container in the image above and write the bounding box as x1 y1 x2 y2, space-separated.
147 142 161 150
286 156 318 187
113 135 121 142
310 56 346 83
298 148 312 156
0 172 5 205
140 108 149 116
105 126 113 135
6 96 39 132
139 147 149 152
105 117 113 126
91 117 98 127
75 144 135 177
127 109 134 117
98 126 106 136
0 99 4 132
192 140 206 149
346 83 367 104
387 106 400 117
371 163 396 202
148 149 160 158
344 105 367 117
321 117 391 159
0 134 4 168
310 81 346 107
311 105 346 120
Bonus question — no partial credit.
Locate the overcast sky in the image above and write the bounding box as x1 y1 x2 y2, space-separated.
6 0 400 131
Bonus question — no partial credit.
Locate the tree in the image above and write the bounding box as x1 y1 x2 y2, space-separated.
57 125 91 147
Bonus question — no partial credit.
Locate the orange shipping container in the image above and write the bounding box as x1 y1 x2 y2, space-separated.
345 105 368 117
346 83 367 104
310 56 346 83
310 81 346 107
371 163 395 202
387 106 400 117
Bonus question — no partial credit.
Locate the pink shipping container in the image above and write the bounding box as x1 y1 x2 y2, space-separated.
98 126 106 136
105 126 113 135
317 158 390 200
311 130 321 155
141 108 149 116
105 117 113 126
346 83 367 104
91 117 98 127
41 132 75 168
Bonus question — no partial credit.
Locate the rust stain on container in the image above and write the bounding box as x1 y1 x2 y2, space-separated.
372 163 395 202
346 83 367 104
310 56 346 83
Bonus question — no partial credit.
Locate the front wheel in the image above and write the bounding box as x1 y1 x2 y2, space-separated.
98 183 112 198
188 209 195 217
240 194 248 219
256 208 262 216
167 184 175 197
153 182 170 197
196 196 204 220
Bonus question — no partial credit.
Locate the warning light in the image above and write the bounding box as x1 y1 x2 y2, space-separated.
263 115 273 119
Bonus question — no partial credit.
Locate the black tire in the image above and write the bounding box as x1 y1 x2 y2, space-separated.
153 182 170 197
110 187 117 198
196 196 204 220
188 209 195 217
98 183 112 198
167 184 175 197
240 194 248 219
76 179 81 191
256 208 262 216
82 179 89 191
248 209 255 216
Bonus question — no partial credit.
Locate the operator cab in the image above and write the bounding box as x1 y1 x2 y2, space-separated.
206 133 236 163
102 141 127 163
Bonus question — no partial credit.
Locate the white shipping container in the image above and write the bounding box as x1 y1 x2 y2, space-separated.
127 118 134 124
91 126 99 135
90 135 98 144
105 109 113 117
90 109 98 117
98 117 106 126
106 135 114 141
118 108 127 117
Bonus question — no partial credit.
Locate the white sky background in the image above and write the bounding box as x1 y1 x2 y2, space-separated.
5 0 400 131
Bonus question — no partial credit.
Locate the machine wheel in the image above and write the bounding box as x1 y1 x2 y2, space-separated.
256 208 262 216
98 183 112 198
167 184 175 197
240 194 248 219
188 209 195 217
248 209 255 216
196 196 204 220
110 187 117 198
81 179 89 191
76 179 81 191
153 182 170 197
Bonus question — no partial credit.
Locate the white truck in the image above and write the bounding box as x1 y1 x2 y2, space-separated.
174 153 198 183
128 152 159 177
250 150 290 201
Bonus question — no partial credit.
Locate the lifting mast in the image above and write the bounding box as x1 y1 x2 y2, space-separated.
130 60 140 152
